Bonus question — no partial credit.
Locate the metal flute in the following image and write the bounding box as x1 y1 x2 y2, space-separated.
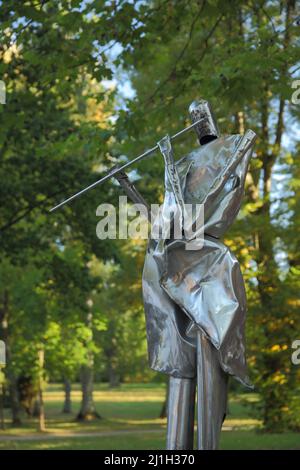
50 118 204 212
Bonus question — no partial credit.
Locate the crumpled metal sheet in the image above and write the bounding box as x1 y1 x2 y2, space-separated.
142 133 255 387
143 237 197 379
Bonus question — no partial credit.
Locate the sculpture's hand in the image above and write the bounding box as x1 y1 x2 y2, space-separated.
157 135 186 213
112 165 151 221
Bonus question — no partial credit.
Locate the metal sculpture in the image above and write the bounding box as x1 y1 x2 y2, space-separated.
142 100 256 449
50 99 256 451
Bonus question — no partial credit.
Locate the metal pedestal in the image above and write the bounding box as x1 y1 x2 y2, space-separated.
166 376 196 450
196 330 228 450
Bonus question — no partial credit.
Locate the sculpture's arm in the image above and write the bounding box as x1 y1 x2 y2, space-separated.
113 167 151 221
157 135 186 215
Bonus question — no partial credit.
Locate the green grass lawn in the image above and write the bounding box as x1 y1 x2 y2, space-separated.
0 383 299 450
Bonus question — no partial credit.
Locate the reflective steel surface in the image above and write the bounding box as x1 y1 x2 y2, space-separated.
143 131 255 384
142 121 256 449
189 100 220 145
196 330 228 450
166 377 196 450
114 168 151 216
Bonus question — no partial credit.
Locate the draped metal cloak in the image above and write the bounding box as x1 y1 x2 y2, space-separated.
142 131 256 387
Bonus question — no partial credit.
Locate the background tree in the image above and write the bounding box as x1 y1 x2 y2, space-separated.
0 0 299 433
111 0 300 431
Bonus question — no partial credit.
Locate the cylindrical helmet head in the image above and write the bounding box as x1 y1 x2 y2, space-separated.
189 100 220 145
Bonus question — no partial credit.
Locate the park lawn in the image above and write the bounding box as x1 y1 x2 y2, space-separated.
1 431 300 450
0 383 299 450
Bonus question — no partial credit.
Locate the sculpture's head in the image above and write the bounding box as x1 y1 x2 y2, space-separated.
189 100 220 145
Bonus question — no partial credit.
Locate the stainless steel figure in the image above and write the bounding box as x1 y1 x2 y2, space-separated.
48 94 255 450
142 100 256 450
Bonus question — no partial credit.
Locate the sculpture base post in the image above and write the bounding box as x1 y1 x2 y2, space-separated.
166 376 196 450
196 330 228 450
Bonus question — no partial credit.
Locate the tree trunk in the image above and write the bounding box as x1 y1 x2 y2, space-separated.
77 306 101 421
37 348 45 432
106 332 120 388
0 382 4 430
77 363 101 421
37 387 45 432
108 360 120 388
32 398 40 417
0 289 21 425
9 374 21 425
62 377 72 414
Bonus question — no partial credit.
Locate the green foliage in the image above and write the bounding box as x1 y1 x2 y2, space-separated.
0 0 299 434
110 0 300 431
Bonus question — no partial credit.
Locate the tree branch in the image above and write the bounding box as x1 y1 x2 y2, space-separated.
0 188 67 233
144 0 210 104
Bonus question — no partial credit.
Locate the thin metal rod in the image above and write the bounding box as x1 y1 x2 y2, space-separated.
49 118 204 212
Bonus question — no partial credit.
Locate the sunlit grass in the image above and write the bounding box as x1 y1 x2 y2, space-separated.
1 431 300 450
0 383 299 449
